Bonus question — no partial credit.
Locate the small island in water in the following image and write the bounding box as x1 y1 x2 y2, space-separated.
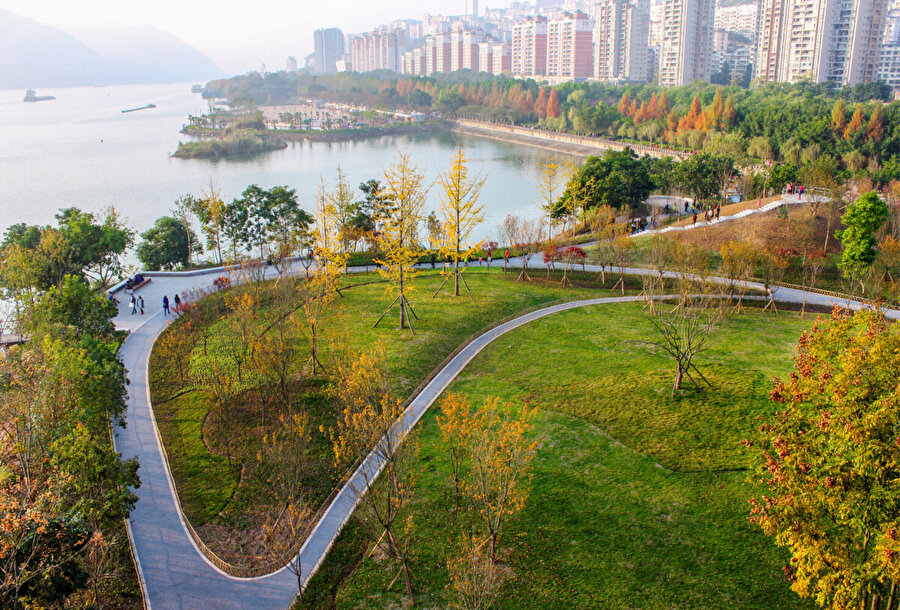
172 112 286 159
23 89 55 102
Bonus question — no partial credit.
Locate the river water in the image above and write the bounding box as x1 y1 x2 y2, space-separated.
0 82 566 252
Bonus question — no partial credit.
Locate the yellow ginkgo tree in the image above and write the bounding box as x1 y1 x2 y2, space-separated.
374 154 428 333
297 176 349 373
433 147 486 299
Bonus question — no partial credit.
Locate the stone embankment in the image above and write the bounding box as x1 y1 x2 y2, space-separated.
452 119 687 160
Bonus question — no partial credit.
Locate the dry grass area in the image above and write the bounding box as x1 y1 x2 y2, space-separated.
664 203 842 254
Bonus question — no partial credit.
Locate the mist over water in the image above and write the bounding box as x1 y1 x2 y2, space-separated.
0 82 567 258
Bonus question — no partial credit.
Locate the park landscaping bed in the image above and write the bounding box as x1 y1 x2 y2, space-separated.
323 303 817 608
149 269 638 568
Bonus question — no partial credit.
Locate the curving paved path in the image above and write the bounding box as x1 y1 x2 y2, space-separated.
112 262 900 608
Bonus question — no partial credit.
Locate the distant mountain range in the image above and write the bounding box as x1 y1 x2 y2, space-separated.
0 9 225 89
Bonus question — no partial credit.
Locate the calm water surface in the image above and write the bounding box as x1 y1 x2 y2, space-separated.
0 82 570 250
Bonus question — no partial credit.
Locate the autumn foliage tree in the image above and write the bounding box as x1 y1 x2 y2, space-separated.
374 154 428 332
298 174 351 372
749 308 900 610
434 147 486 299
463 399 538 563
326 347 418 602
437 394 538 564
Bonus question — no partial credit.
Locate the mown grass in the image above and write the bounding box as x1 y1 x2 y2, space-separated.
149 269 646 561
331 303 816 609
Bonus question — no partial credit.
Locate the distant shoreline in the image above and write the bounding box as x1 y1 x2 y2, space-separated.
181 121 446 144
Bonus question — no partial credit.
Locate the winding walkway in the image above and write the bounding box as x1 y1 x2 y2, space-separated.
112 263 899 608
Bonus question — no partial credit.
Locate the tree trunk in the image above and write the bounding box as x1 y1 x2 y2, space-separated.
403 561 415 605
454 259 460 297
399 266 407 329
672 365 683 397
886 581 896 610
490 531 498 564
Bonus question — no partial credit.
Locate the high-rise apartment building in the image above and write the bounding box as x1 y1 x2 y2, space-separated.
511 16 549 75
649 0 665 46
463 30 484 70
479 41 494 72
878 41 900 88
493 43 512 73
314 28 345 74
658 0 715 86
756 0 887 86
467 0 480 18
715 1 758 39
546 11 595 78
594 0 651 82
351 28 406 73
885 0 900 42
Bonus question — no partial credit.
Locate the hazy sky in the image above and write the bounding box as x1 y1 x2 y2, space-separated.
0 0 476 74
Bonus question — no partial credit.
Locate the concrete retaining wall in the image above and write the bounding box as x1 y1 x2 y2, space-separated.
453 119 686 160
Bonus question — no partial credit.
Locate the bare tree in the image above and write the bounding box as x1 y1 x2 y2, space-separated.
634 242 724 396
512 217 545 282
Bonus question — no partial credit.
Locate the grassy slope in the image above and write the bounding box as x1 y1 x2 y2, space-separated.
333 304 816 609
150 270 631 543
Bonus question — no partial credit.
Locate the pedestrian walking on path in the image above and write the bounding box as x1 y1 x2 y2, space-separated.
692 213 697 225
504 249 510 271
174 294 181 313
138 295 145 315
130 294 137 315
487 248 492 267
162 295 170 316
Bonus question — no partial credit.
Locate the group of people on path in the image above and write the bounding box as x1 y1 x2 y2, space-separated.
129 293 181 316
785 182 804 199
691 203 722 226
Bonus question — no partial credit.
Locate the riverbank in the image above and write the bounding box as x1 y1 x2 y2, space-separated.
451 119 687 160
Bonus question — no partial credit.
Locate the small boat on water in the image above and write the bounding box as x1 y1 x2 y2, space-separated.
23 89 55 102
191 84 203 93
122 104 157 113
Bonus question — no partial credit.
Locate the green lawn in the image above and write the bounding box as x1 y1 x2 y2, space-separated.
330 304 816 609
149 269 644 563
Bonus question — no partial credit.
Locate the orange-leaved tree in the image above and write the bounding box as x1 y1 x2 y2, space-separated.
436 392 475 504
325 346 418 603
463 398 538 563
749 308 900 610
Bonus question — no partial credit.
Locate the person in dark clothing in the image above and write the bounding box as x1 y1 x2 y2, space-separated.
174 294 181 313
430 252 436 268
162 295 170 316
